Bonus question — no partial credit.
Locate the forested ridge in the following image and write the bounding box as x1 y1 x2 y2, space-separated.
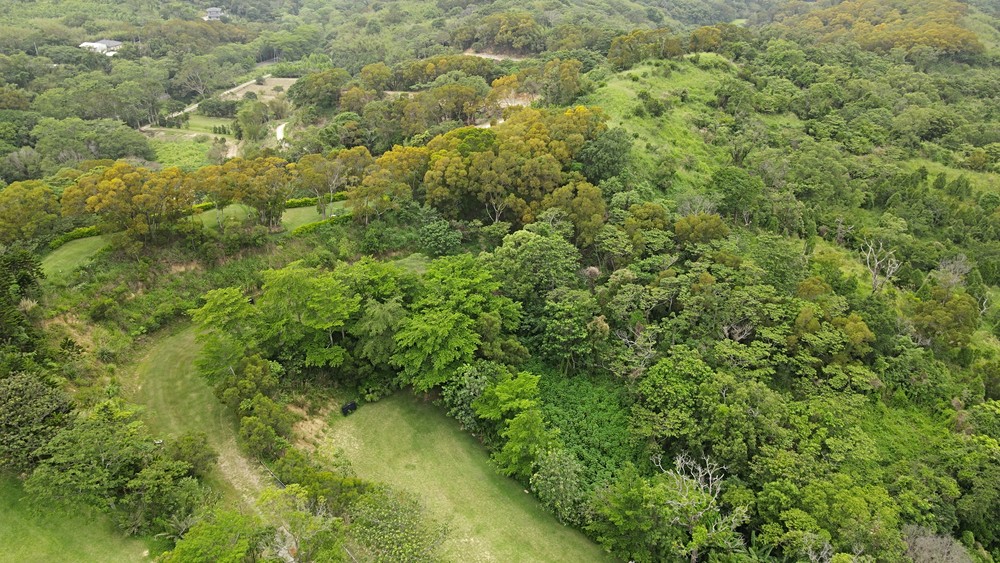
1 0 1000 561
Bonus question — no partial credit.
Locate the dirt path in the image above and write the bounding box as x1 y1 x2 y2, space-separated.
464 49 529 62
225 141 240 159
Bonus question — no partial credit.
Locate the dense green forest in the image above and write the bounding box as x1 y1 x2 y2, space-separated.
2 0 1000 561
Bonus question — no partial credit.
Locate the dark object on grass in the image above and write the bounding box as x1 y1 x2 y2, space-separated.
341 401 358 416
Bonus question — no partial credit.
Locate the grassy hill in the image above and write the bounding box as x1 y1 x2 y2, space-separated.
41 236 109 284
315 393 609 562
581 55 732 195
126 327 267 508
0 476 149 563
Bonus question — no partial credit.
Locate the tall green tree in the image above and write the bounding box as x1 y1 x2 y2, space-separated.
0 373 72 473
392 255 521 390
0 181 59 243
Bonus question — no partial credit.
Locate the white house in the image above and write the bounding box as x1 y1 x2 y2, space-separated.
204 7 223 21
79 39 122 56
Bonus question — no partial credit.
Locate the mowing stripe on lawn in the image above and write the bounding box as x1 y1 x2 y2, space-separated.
41 235 108 283
0 475 149 562
127 326 267 508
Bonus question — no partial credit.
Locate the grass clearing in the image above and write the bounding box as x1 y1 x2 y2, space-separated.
0 476 149 562
392 252 431 274
901 158 1000 194
42 235 109 283
151 138 212 170
281 202 346 232
582 57 730 194
126 326 267 507
194 202 345 232
220 77 298 103
192 204 251 231
317 393 609 563
185 114 235 135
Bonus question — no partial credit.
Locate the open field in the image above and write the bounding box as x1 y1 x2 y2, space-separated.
901 158 1000 194
280 202 346 231
39 203 347 280
193 202 346 232
0 476 149 562
41 235 109 283
219 77 298 103
150 137 213 170
193 204 252 231
184 114 235 135
316 393 610 563
126 327 267 507
392 252 431 274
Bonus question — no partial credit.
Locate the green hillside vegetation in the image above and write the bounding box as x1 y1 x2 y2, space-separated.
127 327 262 507
3 0 1000 562
582 56 732 192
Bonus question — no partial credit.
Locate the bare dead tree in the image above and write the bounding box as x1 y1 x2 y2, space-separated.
651 453 749 563
977 293 990 316
834 217 854 246
903 525 974 563
738 208 753 226
909 326 934 348
931 254 972 291
579 266 601 292
862 238 901 293
802 533 834 563
722 319 754 342
677 194 717 217
612 322 658 382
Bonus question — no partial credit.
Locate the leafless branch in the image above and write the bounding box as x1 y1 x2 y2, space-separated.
802 533 834 563
861 238 901 293
613 323 658 381
677 194 717 216
834 217 854 246
722 319 754 342
932 254 971 291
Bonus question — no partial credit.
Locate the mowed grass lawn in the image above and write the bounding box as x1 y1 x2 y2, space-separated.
280 202 346 231
320 393 610 563
184 114 234 135
39 204 348 280
194 202 346 232
0 476 148 562
41 235 108 283
126 327 266 507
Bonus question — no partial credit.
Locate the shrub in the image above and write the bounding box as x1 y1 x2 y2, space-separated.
49 225 100 250
360 223 413 255
289 214 352 237
417 220 462 256
192 201 216 212
285 196 318 208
